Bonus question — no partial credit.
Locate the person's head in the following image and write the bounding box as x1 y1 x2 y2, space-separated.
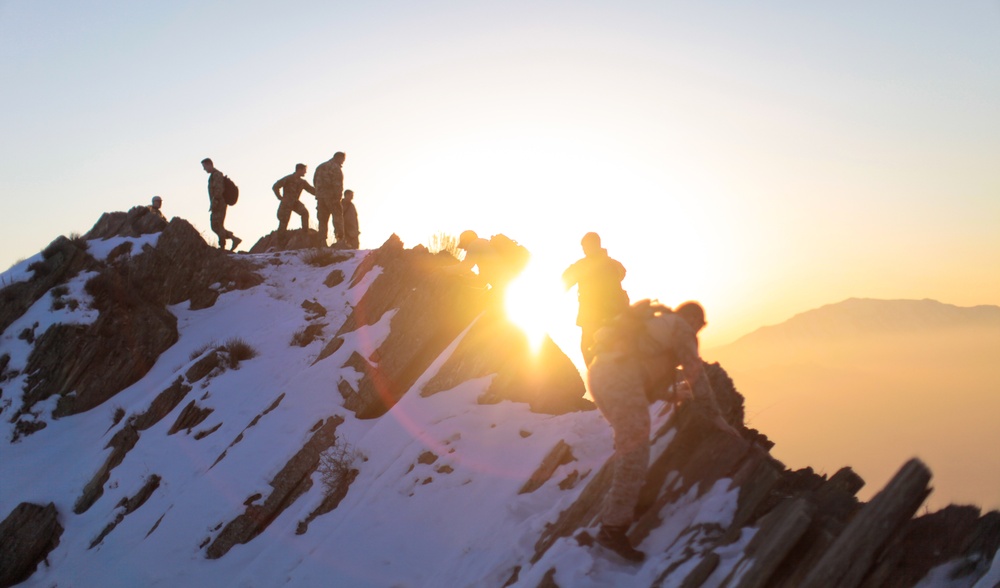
151 196 162 209
675 301 707 333
581 232 602 256
458 230 478 250
201 158 214 172
295 163 307 176
344 189 354 201
333 152 346 164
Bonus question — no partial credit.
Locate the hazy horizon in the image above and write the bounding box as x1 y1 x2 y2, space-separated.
706 302 1000 511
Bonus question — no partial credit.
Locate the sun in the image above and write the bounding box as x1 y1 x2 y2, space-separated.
504 258 580 355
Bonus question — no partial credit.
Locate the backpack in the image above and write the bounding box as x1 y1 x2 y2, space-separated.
223 176 239 206
594 299 681 399
488 234 530 274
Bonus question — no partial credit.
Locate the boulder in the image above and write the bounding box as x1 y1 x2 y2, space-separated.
423 309 590 414
0 502 63 588
82 205 167 240
248 228 327 253
0 235 95 334
334 236 487 418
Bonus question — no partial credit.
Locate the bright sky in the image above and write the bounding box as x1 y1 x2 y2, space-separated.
2 1 998 347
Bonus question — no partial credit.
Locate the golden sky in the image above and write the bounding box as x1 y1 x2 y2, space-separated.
1 2 998 347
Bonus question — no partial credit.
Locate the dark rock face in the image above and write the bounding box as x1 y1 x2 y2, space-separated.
22 284 178 417
74 424 139 514
12 216 263 422
423 310 590 414
334 235 588 418
334 236 491 418
527 365 1000 587
119 217 263 310
248 228 327 253
83 206 168 240
0 235 95 334
0 502 63 588
206 416 346 559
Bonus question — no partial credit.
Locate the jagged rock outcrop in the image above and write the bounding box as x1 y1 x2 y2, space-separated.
526 363 1000 587
331 235 491 418
83 205 168 240
11 216 263 423
4 216 997 587
423 310 591 414
116 217 263 310
248 228 328 253
88 474 161 549
0 235 96 335
331 235 589 418
0 502 63 588
22 277 178 417
206 416 346 559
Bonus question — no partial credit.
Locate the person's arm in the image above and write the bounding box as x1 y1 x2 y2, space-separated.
561 261 580 290
272 177 284 200
676 331 721 415
303 179 316 195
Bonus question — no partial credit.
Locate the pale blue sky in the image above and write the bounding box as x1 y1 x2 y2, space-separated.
2 1 998 345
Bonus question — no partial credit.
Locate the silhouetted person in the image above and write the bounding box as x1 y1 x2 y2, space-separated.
201 158 241 251
148 195 165 220
273 163 316 232
588 300 727 562
562 232 630 366
455 230 529 299
313 151 346 247
342 189 360 249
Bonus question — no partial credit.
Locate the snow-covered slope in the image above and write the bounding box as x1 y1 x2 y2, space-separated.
1 219 998 588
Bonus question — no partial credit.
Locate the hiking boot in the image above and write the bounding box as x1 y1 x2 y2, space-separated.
596 525 645 562
230 236 242 251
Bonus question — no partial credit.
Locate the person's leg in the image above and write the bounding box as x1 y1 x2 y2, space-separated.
293 200 309 231
330 198 345 242
210 207 227 248
277 201 291 232
316 198 331 242
588 362 651 528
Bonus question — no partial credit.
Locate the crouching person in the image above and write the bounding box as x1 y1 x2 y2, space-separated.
588 300 728 562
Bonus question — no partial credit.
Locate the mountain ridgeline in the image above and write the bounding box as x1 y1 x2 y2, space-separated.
0 208 998 587
706 298 1000 512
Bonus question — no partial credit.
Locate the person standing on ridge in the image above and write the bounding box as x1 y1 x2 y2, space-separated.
201 158 241 251
562 232 630 366
313 151 346 247
587 300 730 562
342 189 360 249
273 163 316 232
148 195 166 220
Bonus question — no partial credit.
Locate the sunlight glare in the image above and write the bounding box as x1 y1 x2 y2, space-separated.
505 260 574 352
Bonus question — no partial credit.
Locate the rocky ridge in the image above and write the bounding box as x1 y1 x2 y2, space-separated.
0 212 997 587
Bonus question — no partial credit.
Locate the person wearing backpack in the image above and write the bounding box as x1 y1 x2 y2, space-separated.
587 300 728 562
201 158 242 251
273 163 316 232
562 232 630 366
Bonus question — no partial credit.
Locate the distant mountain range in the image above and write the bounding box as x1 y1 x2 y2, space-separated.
716 298 1000 348
705 298 1000 511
